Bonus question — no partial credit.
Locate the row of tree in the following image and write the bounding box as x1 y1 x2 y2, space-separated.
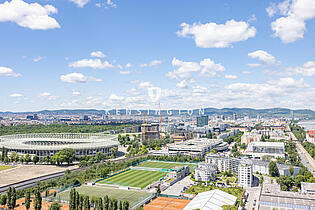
69 188 130 210
0 148 76 166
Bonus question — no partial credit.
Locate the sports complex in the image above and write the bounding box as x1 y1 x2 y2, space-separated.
96 160 197 189
0 133 119 157
55 160 197 208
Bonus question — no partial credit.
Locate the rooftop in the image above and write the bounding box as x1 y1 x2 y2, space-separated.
183 189 237 210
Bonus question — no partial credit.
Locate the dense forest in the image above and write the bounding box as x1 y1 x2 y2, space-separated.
0 123 139 136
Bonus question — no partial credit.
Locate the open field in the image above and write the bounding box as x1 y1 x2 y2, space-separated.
57 185 151 207
136 161 197 170
98 169 167 189
0 165 77 187
0 165 12 172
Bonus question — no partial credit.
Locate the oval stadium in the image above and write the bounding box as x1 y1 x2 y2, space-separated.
0 133 119 157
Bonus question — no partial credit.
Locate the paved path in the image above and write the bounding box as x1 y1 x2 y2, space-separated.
161 176 194 196
290 132 315 176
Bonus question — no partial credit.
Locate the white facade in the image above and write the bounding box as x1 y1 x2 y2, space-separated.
243 141 285 159
238 161 253 188
206 154 240 174
194 163 217 182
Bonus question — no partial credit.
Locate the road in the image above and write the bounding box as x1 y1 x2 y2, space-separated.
290 132 315 176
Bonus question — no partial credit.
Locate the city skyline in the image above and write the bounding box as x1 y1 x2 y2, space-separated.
1 0 315 112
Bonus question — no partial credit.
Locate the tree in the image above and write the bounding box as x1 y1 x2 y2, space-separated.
269 161 280 177
289 166 294 176
79 195 84 210
49 201 61 210
34 188 42 210
84 196 90 210
7 187 12 210
33 155 39 165
0 194 7 209
45 189 50 197
123 201 129 210
157 184 161 194
110 147 118 158
25 153 31 164
103 195 109 210
97 197 103 210
10 188 16 210
25 191 31 210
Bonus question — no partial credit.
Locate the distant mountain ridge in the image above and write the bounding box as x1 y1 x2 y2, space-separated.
0 108 314 119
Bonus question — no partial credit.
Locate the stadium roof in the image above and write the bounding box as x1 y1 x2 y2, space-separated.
0 133 119 150
183 189 237 210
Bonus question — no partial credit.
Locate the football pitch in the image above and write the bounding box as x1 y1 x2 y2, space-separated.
136 161 196 170
57 185 151 207
97 169 167 189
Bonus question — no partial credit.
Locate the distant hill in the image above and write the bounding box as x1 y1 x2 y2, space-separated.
1 108 315 119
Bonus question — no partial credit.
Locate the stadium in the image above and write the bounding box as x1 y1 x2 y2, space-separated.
0 133 119 157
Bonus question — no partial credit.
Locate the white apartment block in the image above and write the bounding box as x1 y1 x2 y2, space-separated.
194 163 217 182
238 161 253 188
206 154 240 174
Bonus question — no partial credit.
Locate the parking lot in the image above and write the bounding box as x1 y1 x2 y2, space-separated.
161 176 194 196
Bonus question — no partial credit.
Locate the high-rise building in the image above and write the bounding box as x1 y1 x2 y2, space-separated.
33 114 38 120
238 160 253 188
233 113 237 121
141 123 160 141
197 115 208 127
291 110 294 121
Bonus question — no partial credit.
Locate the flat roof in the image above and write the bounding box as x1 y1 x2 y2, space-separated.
249 141 285 147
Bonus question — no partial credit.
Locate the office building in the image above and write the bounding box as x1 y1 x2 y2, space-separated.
243 141 285 159
196 115 208 127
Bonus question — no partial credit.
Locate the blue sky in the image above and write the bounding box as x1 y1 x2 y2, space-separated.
0 0 315 112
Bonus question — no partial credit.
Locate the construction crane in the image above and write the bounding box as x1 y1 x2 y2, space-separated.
142 112 146 141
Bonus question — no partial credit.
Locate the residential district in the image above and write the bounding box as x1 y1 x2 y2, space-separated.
0 112 315 210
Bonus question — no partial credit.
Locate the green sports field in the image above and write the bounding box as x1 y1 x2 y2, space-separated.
0 165 12 172
57 185 151 207
136 161 196 170
97 169 167 189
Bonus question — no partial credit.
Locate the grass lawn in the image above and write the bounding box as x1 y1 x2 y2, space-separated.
185 185 243 199
97 169 167 189
0 165 12 172
136 161 196 171
57 185 151 207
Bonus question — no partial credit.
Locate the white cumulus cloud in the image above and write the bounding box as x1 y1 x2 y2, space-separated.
271 0 315 43
177 19 256 48
90 51 105 58
0 0 60 30
60 72 103 83
69 59 114 69
248 50 276 65
225 74 238 80
167 57 225 79
140 60 162 67
287 61 315 76
176 80 189 88
9 93 23 97
69 0 90 8
0 66 21 77
109 94 124 101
